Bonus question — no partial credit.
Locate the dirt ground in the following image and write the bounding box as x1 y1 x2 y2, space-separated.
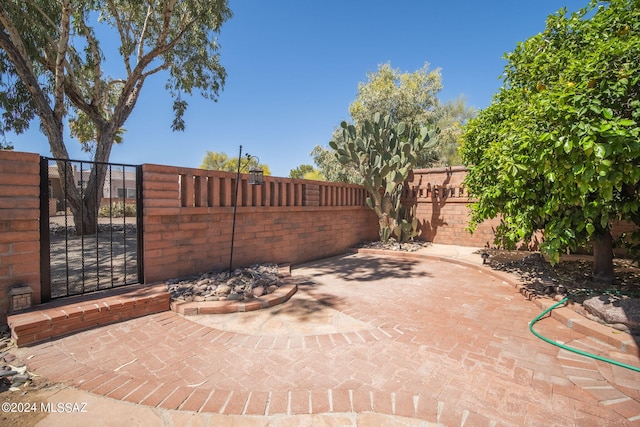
484 248 640 301
0 353 65 427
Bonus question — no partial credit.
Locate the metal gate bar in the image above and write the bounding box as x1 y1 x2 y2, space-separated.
40 157 143 301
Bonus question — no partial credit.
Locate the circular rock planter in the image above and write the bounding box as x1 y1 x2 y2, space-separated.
167 263 297 315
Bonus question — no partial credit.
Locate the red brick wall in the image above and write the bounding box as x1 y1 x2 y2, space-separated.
3 152 636 326
405 166 500 247
141 164 379 282
408 166 639 250
0 151 42 321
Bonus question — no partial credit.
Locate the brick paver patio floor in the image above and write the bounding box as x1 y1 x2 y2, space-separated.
14 252 640 426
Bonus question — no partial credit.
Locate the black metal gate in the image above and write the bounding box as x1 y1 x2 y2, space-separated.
40 157 143 301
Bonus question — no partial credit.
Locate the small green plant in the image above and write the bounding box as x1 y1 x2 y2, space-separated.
99 202 136 218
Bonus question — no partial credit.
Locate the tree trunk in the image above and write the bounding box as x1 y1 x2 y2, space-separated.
70 197 99 236
592 229 614 284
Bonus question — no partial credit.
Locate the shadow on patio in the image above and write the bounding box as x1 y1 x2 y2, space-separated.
294 252 434 283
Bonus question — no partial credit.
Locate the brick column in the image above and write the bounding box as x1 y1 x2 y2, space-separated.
304 183 319 206
0 151 41 324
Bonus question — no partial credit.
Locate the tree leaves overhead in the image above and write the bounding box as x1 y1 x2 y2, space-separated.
461 0 640 280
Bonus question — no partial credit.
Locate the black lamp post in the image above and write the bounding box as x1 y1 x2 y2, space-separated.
229 145 263 275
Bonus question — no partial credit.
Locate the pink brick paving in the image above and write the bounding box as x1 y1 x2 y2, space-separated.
13 252 640 425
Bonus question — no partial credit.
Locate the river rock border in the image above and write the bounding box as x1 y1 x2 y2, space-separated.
170 264 297 315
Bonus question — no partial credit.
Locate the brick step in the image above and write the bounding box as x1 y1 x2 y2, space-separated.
7 283 169 347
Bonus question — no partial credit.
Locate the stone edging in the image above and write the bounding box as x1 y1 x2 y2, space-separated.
350 248 640 357
170 265 298 315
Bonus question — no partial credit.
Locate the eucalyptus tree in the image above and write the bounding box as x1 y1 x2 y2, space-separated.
0 0 231 234
314 62 443 184
430 97 476 166
461 0 640 283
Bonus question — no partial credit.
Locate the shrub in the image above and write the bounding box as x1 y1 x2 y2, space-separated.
99 202 137 218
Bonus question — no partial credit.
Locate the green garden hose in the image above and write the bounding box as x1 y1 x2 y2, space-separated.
529 297 640 372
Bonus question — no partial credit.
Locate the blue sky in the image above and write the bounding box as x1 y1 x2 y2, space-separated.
11 0 588 177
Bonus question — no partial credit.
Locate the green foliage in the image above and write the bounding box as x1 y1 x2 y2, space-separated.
331 113 436 242
289 163 326 181
346 63 443 169
318 62 447 184
349 62 442 128
461 0 640 272
199 150 272 175
310 145 362 184
302 169 325 181
0 0 232 235
99 202 136 218
289 164 315 179
429 96 476 167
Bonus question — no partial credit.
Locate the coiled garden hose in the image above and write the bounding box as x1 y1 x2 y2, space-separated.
529 297 640 372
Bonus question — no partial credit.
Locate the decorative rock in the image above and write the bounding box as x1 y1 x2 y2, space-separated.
228 277 244 287
583 296 640 331
227 293 243 301
166 263 284 303
254 278 272 288
11 374 29 386
216 284 232 296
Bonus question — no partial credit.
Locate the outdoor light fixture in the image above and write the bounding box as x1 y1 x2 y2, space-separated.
248 164 263 185
229 145 263 275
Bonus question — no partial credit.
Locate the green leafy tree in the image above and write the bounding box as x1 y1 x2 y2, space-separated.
0 0 231 234
460 0 640 283
200 150 271 176
289 164 324 180
302 169 324 181
315 62 444 183
349 62 442 128
289 164 315 179
430 96 476 167
331 113 436 242
310 145 361 183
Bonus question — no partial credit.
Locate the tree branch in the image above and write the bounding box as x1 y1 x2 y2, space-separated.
53 0 72 123
136 3 154 66
106 0 132 74
75 9 103 107
0 30 68 159
0 6 34 74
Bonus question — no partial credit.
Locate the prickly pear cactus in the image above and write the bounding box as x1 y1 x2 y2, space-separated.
330 113 436 242
393 205 421 242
